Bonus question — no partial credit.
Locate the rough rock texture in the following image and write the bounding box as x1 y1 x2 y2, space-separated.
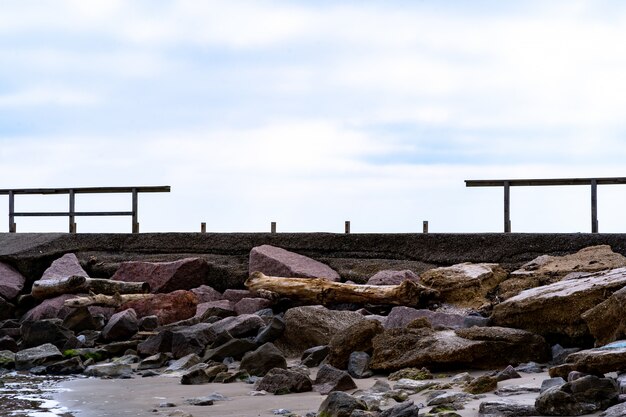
601 402 626 417
15 343 63 370
195 300 234 318
301 345 330 367
465 375 498 394
234 297 272 315
535 375 618 416
348 351 372 379
256 368 313 394
255 316 286 345
62 307 106 332
420 262 506 308
222 289 253 303
120 290 198 325
20 318 74 349
327 319 384 369
249 245 340 281
582 286 626 346
210 314 266 338
21 294 76 322
240 342 287 377
101 308 138 341
370 326 549 372
478 400 536 417
279 305 366 354
0 262 25 301
41 253 89 281
318 391 366 417
203 338 257 361
366 270 419 286
313 364 357 394
558 342 626 375
385 306 466 329
170 323 217 359
190 285 222 303
111 257 208 293
491 267 626 345
84 362 132 378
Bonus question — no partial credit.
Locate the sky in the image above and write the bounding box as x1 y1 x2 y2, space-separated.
2 0 626 234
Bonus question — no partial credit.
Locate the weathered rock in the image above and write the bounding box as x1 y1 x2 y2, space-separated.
601 402 626 417
327 319 384 369
20 319 75 349
551 344 581 365
170 322 217 359
138 315 159 331
280 306 365 353
0 297 15 321
535 375 618 415
0 262 25 301
203 338 257 362
84 362 133 378
137 329 173 356
314 364 357 394
120 290 198 325
491 267 626 345
318 391 366 417
165 353 201 373
494 365 521 382
20 294 75 322
0 335 18 352
370 327 549 372
495 384 540 396
427 391 476 406
377 400 421 417
388 367 433 381
100 340 139 356
559 342 626 374
41 253 89 281
478 400 536 416
301 345 330 367
195 300 235 318
257 368 313 394
582 286 626 346
385 306 465 329
234 298 272 315
46 356 85 375
101 308 138 341
347 351 372 379
465 375 498 394
210 314 265 338
366 270 419 286
420 262 506 308
541 377 567 393
138 352 171 370
15 343 63 370
190 285 222 303
240 342 287 377
62 307 106 332
180 363 210 384
254 316 286 345
0 350 16 368
392 378 439 393
222 289 254 303
111 257 208 293
249 245 340 281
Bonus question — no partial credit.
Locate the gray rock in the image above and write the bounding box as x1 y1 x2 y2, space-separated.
138 352 171 370
240 342 287 377
165 353 201 373
551 344 580 365
366 270 419 286
62 307 106 332
180 363 212 385
234 298 272 315
101 308 138 341
392 378 439 393
314 364 358 394
479 400 537 416
427 391 476 406
0 350 16 368
222 289 254 303
379 400 422 417
348 351 372 379
20 318 75 349
195 300 235 318
301 345 329 367
45 356 85 375
495 365 521 382
170 322 217 359
0 297 15 321
138 315 159 331
385 306 466 329
255 316 286 345
514 362 544 373
540 377 566 393
84 362 132 378
601 402 626 417
318 391 366 417
257 368 313 394
495 385 540 397
535 375 618 415
15 343 63 370
249 245 340 281
210 314 265 338
203 338 257 362
0 336 17 353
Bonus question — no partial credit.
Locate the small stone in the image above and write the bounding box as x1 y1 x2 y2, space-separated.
249 390 267 396
465 375 498 394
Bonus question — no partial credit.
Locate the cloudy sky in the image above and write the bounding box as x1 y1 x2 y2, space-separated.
2 0 626 233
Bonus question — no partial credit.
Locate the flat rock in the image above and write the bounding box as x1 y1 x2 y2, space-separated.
84 362 132 378
0 262 25 301
195 300 235 318
385 306 466 329
120 290 198 325
491 267 626 345
165 353 201 373
210 314 265 338
234 297 272 315
111 257 209 293
366 270 419 286
479 400 537 416
560 342 626 374
15 343 63 370
249 245 340 281
41 253 89 281
601 402 626 417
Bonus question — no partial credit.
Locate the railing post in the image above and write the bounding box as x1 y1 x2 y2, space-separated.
132 188 139 233
8 190 15 233
423 220 429 233
69 189 76 233
504 181 511 233
345 220 350 234
591 179 598 233
270 221 277 233
200 222 206 233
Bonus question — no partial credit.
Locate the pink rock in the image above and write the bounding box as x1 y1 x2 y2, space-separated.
102 308 139 341
111 258 209 293
0 262 25 301
120 290 198 325
223 289 254 303
41 253 89 281
385 306 465 329
21 294 114 323
191 285 222 303
249 245 340 282
195 300 234 317
367 270 419 286
234 298 272 315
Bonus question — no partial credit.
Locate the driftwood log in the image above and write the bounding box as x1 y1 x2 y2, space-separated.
63 293 154 308
31 275 150 300
245 271 439 307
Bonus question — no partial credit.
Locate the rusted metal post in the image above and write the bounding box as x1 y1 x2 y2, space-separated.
423 220 429 233
200 222 206 233
345 220 350 234
271 221 276 233
69 189 76 233
131 188 139 233
504 180 511 233
8 190 15 233
591 179 598 233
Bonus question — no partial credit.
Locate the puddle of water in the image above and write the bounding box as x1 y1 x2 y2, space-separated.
0 371 75 417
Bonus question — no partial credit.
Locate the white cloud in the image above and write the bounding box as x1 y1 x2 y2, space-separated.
0 87 99 107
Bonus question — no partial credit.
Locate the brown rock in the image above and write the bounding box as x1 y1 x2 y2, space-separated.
120 290 198 325
465 375 498 394
190 285 222 303
559 343 626 375
582 287 626 346
366 270 419 286
111 258 208 293
420 263 506 309
327 319 384 369
41 253 89 281
0 262 25 301
491 267 626 345
385 306 465 329
249 245 340 281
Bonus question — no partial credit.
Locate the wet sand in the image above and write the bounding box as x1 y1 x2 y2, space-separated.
54 369 604 417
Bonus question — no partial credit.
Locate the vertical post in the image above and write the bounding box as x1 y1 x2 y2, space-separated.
132 188 139 233
270 221 276 233
423 220 429 233
591 179 598 233
8 190 15 233
69 189 76 233
345 221 350 234
504 181 511 233
200 222 206 233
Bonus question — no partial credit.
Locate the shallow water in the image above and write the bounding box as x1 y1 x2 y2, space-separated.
0 371 74 417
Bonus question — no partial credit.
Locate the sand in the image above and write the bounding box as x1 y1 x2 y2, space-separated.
53 367 605 417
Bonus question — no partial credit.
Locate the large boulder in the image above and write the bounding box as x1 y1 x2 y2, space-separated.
111 258 209 293
366 270 419 286
582 286 626 346
327 319 384 369
318 391 367 417
170 323 217 358
420 262 506 308
491 267 626 345
313 364 357 394
41 253 89 281
20 318 75 349
370 326 549 372
257 368 313 394
535 375 618 416
0 262 25 301
240 342 287 376
15 343 63 370
554 342 626 375
279 305 366 354
385 306 466 329
101 308 139 341
249 245 340 281
120 290 198 325
21 294 113 323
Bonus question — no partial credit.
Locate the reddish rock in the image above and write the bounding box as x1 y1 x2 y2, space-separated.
385 306 466 329
21 295 76 322
120 290 198 325
111 258 209 293
195 300 235 318
249 245 340 281
41 253 88 281
222 289 254 303
234 298 272 315
367 270 419 286
0 262 25 301
191 285 222 303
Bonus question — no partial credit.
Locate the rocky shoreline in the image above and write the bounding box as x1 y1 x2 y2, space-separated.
3 242 626 416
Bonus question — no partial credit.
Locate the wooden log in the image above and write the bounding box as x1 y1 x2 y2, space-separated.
245 272 439 307
31 275 150 300
64 293 154 308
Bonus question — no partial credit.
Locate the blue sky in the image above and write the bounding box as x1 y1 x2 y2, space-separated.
2 0 626 233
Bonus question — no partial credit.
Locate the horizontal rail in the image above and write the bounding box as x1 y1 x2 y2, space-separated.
465 177 626 187
0 186 170 195
14 211 133 217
